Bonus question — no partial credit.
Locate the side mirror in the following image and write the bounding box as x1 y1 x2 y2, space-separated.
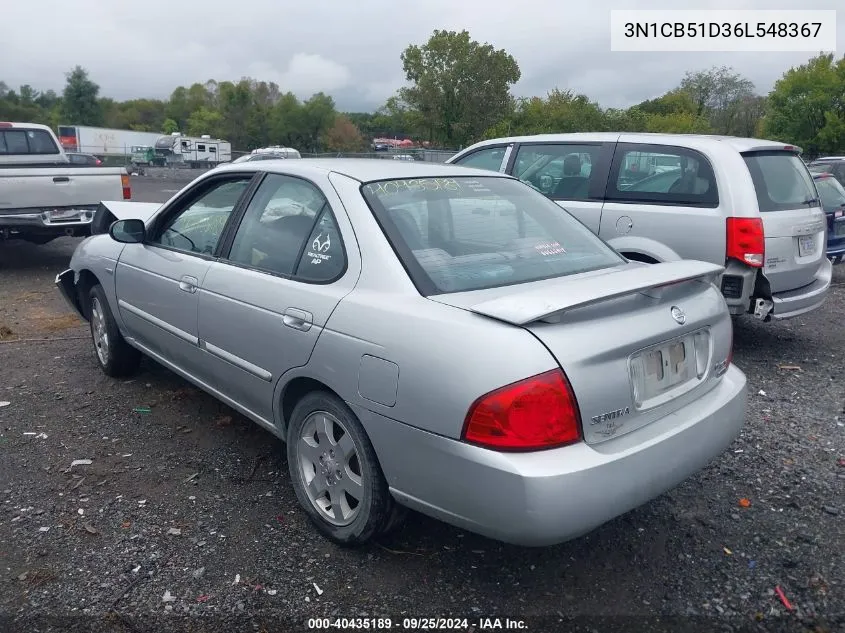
109 219 146 244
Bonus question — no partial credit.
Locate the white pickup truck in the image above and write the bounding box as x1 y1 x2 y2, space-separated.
0 122 130 244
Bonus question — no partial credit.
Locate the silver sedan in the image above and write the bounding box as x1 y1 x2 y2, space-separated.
56 159 747 546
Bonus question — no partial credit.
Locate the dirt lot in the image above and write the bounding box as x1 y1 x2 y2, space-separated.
0 176 843 633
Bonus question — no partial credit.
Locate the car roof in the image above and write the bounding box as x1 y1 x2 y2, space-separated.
214 158 513 182
811 156 845 162
456 132 799 155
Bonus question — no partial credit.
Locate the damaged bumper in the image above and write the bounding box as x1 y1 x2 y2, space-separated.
55 269 85 320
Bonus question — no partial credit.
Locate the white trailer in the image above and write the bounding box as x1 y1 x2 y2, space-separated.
57 125 162 156
154 133 232 167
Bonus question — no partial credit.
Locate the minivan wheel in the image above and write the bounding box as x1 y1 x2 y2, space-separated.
287 391 403 545
88 284 141 377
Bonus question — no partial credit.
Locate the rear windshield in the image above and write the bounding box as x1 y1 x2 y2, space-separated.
743 151 818 212
361 176 624 295
0 128 60 155
815 177 845 211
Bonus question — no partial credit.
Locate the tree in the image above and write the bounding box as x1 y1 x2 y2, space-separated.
60 66 102 126
162 118 179 134
186 107 223 137
763 53 845 156
679 66 756 134
324 115 366 152
399 29 520 147
300 93 338 152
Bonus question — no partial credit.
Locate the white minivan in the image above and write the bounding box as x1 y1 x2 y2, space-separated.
448 133 832 321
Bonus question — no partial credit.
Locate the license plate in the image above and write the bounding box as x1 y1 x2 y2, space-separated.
835 222 845 237
798 235 816 257
631 332 706 408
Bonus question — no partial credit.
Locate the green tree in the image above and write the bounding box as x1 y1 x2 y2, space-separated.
162 118 179 134
186 107 223 137
300 92 338 152
763 53 845 156
399 29 520 147
60 66 103 126
679 66 756 134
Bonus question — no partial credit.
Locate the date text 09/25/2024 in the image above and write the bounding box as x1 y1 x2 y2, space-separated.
307 617 528 630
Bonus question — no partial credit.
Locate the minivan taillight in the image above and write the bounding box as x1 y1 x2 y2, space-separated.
462 369 582 451
726 217 764 267
121 174 131 200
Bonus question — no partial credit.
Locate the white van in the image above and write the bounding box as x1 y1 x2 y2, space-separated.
448 133 832 322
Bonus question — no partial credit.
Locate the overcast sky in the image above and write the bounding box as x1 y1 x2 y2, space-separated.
2 0 842 112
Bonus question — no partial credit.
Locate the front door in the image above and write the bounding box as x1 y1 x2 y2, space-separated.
507 142 614 235
197 172 358 423
114 174 254 373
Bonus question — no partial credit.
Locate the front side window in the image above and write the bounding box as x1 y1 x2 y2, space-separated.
227 173 345 280
152 177 251 255
452 146 507 172
513 144 604 200
361 176 623 294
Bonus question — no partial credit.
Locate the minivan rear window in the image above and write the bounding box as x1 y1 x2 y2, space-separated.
361 176 624 295
743 151 818 212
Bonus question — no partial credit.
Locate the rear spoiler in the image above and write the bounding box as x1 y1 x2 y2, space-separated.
469 261 724 326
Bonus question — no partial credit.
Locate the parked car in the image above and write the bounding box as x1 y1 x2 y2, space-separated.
0 122 131 244
812 172 845 264
66 152 102 166
56 160 746 547
232 147 302 163
448 134 832 322
808 156 845 187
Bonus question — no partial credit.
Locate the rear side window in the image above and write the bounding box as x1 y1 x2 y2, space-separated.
361 176 623 295
512 143 606 200
608 144 718 207
452 146 507 172
743 152 818 212
227 173 345 282
0 129 60 155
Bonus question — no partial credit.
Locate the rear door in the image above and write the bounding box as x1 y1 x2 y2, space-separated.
197 172 357 423
742 151 827 292
600 142 724 264
507 142 613 234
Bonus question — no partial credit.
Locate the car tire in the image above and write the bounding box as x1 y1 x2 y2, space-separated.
88 284 141 378
287 391 403 545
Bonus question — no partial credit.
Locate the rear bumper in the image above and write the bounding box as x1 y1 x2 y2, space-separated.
55 269 85 320
356 365 747 546
770 257 832 320
0 207 96 234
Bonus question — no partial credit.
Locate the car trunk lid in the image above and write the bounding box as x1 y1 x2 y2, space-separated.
431 260 733 445
742 150 828 293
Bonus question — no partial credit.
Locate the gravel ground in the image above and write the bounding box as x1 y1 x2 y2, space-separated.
0 177 842 632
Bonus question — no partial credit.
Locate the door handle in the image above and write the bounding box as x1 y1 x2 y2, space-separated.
283 307 313 331
178 275 198 293
53 176 70 183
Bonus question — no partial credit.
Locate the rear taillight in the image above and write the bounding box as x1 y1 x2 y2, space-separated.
121 174 131 200
462 369 582 451
0 122 12 128
726 217 764 267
